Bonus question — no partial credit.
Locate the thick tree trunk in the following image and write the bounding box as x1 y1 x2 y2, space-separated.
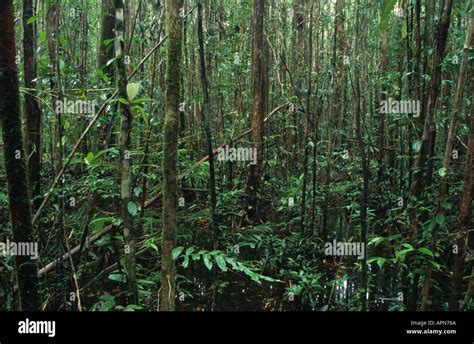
246 0 267 218
0 0 41 311
160 0 184 311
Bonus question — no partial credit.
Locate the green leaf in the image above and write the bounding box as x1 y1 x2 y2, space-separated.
203 254 213 270
27 16 38 25
395 248 414 260
84 152 95 165
418 247 434 257
438 167 446 177
368 236 385 246
172 246 184 260
149 242 159 253
91 218 107 233
109 273 127 283
38 31 47 43
377 258 387 269
133 187 142 198
106 57 118 67
127 202 138 216
118 97 130 105
126 82 140 101
435 213 445 225
182 255 190 268
215 255 227 272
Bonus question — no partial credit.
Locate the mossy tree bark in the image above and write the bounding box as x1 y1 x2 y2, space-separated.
114 0 139 304
0 0 41 311
160 0 184 311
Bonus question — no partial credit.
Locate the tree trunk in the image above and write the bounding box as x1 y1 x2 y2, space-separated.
114 0 139 304
160 0 184 311
410 0 453 241
23 0 42 210
418 0 454 311
448 72 474 311
300 0 315 233
98 0 116 77
354 0 369 311
246 0 267 218
0 0 41 311
197 1 217 229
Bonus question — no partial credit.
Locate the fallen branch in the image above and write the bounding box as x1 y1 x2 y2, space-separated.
37 225 114 277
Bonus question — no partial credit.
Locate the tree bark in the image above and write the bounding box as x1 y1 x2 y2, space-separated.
99 0 116 78
0 0 41 311
23 0 42 210
354 0 369 311
410 0 453 241
418 0 454 311
160 0 184 311
114 0 139 304
448 72 474 311
246 0 267 218
197 0 217 229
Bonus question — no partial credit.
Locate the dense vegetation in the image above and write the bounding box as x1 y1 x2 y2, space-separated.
0 0 473 312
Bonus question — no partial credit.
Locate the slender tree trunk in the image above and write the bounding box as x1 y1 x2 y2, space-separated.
300 0 315 233
448 72 474 311
354 0 369 311
377 1 389 184
410 0 453 241
114 0 139 304
418 0 454 311
0 0 41 311
440 13 473 202
160 0 184 311
197 1 217 229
